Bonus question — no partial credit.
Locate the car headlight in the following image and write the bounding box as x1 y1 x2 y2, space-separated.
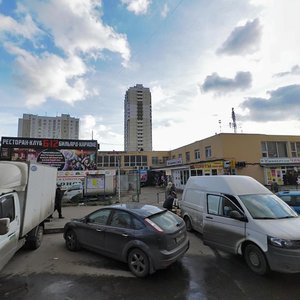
268 236 300 249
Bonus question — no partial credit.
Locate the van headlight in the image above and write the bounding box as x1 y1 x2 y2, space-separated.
268 236 300 249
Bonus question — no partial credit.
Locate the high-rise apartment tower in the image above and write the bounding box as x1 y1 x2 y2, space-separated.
124 84 152 151
18 113 79 139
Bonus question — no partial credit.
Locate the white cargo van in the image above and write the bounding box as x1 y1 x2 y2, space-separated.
180 175 300 275
0 161 57 271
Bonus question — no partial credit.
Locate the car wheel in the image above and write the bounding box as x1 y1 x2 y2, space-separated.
65 229 80 251
128 248 150 278
244 244 269 275
184 216 193 232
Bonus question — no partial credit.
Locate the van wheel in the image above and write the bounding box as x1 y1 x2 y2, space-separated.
244 244 269 275
184 216 193 232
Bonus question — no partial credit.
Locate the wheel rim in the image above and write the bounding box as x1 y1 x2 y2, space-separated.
249 251 260 267
130 252 146 275
67 232 75 249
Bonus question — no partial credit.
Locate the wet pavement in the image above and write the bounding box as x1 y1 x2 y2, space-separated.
3 186 300 299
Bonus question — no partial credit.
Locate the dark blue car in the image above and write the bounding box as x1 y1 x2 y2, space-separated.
276 191 300 214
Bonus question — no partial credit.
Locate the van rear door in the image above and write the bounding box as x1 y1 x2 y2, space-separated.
203 194 246 254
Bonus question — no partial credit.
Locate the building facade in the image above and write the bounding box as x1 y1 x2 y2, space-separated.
124 84 152 151
97 133 300 191
18 113 79 139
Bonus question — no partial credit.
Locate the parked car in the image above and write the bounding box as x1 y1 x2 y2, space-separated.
180 175 300 275
276 190 300 214
62 184 83 202
63 203 189 277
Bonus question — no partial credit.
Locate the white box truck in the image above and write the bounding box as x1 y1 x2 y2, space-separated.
0 161 57 271
180 175 300 275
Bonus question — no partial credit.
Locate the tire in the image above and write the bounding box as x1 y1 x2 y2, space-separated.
184 216 193 232
65 229 80 251
128 248 150 278
244 244 269 275
26 225 44 250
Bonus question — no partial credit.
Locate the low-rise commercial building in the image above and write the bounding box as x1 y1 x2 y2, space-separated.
97 133 300 190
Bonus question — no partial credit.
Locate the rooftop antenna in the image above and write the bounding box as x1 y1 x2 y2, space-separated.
229 107 237 133
92 130 94 140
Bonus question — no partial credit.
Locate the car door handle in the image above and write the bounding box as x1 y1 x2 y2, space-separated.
122 233 129 237
206 216 213 219
96 229 103 232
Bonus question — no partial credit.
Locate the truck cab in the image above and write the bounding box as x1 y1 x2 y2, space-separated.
0 192 21 270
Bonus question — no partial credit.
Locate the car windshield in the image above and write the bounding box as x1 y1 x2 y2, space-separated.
239 194 298 219
149 211 183 233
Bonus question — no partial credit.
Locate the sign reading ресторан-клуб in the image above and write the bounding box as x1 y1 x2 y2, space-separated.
1 137 98 150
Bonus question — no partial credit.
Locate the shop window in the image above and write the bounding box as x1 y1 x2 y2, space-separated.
180 170 190 185
124 155 129 167
142 155 147 166
212 169 218 175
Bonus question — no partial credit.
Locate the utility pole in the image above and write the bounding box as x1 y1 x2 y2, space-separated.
117 156 121 203
231 108 237 133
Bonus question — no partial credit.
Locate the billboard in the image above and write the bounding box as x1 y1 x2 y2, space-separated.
0 136 98 171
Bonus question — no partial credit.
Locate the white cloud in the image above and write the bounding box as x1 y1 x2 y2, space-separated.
29 0 130 64
121 0 151 15
5 43 90 106
0 13 42 40
80 115 123 150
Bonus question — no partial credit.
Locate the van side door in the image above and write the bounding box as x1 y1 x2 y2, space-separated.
0 193 20 270
203 194 247 254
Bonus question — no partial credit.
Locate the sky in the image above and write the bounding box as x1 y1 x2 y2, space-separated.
0 0 300 151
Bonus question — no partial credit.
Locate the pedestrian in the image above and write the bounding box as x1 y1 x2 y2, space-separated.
51 184 64 218
163 191 177 211
166 181 173 195
271 179 279 193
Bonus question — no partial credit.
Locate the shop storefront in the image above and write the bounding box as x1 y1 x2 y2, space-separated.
260 158 300 186
190 160 229 176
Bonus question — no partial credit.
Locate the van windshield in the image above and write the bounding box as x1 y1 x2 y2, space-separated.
239 194 298 219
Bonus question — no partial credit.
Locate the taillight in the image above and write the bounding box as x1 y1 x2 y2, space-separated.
145 218 163 233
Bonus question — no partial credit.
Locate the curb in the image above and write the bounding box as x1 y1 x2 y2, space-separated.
44 228 64 234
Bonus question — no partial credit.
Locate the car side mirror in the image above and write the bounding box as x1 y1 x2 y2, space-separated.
229 210 248 222
0 218 10 235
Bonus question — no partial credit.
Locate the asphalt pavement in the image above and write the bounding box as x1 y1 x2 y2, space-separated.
44 186 181 234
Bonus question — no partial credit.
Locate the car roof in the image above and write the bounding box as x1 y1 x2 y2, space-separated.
109 203 165 218
185 175 271 195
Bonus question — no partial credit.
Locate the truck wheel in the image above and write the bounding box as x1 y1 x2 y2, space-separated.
26 225 44 250
128 248 150 278
184 216 193 232
244 244 269 275
65 229 80 251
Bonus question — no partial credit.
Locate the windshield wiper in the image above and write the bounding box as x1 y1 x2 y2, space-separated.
278 216 296 219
